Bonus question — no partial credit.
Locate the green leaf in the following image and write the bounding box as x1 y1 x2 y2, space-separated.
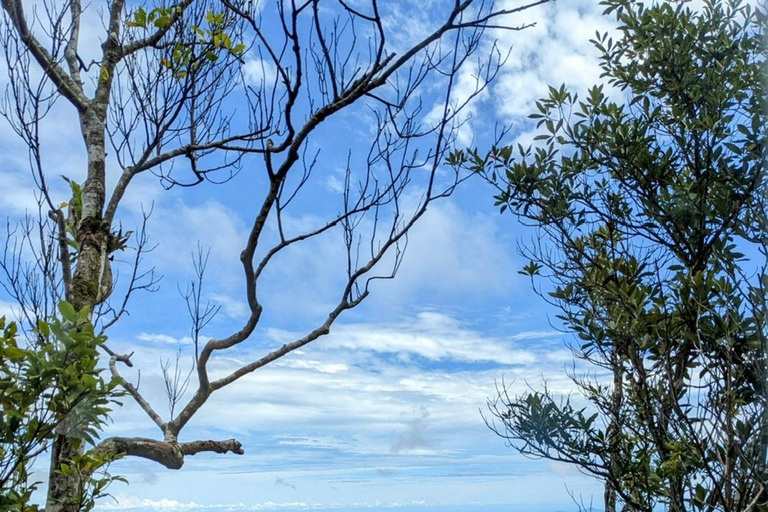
3 346 26 362
134 7 147 28
154 14 171 29
58 301 77 323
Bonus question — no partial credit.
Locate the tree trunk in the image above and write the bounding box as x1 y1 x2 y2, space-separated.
758 348 768 507
605 353 622 512
46 437 84 512
45 107 110 512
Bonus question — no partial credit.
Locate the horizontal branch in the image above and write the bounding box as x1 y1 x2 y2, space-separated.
93 436 243 470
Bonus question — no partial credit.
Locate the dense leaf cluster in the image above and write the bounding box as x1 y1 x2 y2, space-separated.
0 304 123 512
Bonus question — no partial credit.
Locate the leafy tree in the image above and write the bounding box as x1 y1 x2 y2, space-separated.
0 0 550 509
452 0 767 511
1 305 123 512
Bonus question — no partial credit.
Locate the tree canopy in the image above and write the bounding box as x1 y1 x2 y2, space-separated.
452 0 767 510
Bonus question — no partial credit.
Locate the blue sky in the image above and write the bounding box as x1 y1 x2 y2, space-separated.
0 0 629 510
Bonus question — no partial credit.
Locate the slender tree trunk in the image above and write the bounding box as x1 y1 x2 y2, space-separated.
758 344 768 506
604 462 617 512
605 352 623 512
45 106 110 512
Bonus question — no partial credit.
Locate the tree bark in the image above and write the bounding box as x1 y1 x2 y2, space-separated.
46 107 111 512
604 353 623 512
93 437 244 470
46 437 84 512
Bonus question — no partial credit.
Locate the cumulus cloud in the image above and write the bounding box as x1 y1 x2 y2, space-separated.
480 0 620 149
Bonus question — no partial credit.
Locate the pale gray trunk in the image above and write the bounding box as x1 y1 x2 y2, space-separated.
46 106 110 512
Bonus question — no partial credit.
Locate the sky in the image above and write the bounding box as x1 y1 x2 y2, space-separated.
0 0 627 511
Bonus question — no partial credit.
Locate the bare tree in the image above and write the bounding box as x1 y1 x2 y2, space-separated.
0 0 549 510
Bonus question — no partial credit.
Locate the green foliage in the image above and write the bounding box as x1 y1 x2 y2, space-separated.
61 176 83 254
0 304 123 511
461 1 767 511
125 5 180 29
126 5 245 80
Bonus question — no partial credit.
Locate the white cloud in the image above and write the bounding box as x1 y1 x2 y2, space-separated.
379 3 435 53
97 303 597 509
318 311 536 365
210 293 249 320
137 333 195 345
492 0 618 123
125 309 581 449
98 496 201 510
508 329 560 341
97 496 322 510
146 199 248 289
281 359 349 374
424 61 490 148
2 3 620 510
243 57 278 88
0 300 19 322
0 170 41 216
274 435 357 452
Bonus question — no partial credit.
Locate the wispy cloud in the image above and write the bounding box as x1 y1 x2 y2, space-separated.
390 407 440 454
210 293 249 320
314 311 538 365
137 333 195 345
0 300 20 322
